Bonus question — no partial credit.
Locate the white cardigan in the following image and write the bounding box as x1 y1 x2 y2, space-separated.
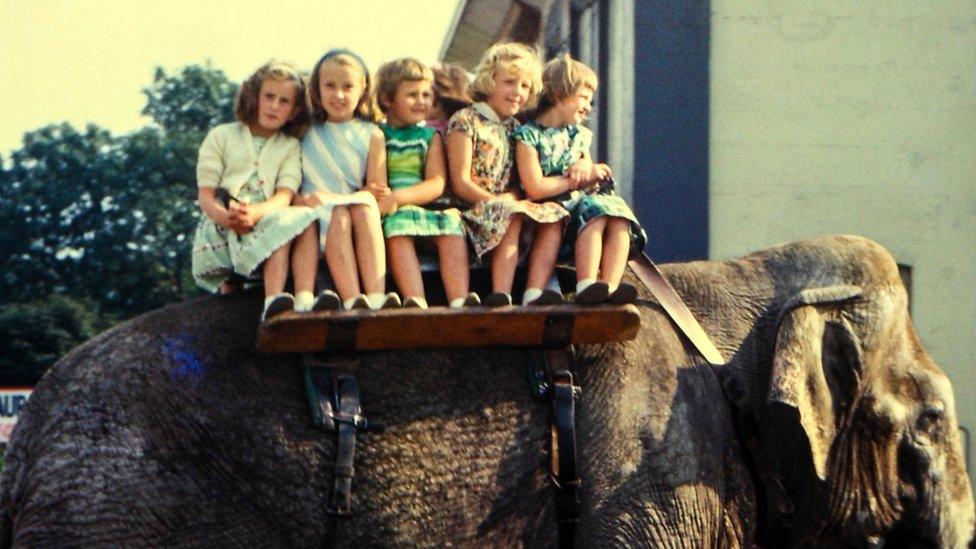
196 122 302 200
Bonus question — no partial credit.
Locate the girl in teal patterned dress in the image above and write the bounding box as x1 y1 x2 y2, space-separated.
447 43 569 307
514 54 647 304
374 58 479 309
191 61 317 321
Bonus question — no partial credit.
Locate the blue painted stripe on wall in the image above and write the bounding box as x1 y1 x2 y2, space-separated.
632 1 710 262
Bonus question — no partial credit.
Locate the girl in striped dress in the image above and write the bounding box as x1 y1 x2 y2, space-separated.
374 58 480 309
291 49 400 311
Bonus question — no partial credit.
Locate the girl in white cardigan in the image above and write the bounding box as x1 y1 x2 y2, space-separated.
191 61 316 321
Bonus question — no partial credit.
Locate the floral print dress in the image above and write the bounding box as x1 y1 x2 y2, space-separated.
447 102 568 259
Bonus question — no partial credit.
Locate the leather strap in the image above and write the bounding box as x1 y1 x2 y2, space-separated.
545 348 580 548
628 253 726 365
329 373 360 516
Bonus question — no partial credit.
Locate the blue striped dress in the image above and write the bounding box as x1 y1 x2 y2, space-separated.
301 119 380 250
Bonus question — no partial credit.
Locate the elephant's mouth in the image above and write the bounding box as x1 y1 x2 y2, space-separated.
881 517 940 549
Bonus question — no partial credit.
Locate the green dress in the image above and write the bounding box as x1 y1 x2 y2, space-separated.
381 124 465 238
512 121 646 259
192 134 316 292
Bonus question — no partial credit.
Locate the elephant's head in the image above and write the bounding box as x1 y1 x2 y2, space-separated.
754 278 975 547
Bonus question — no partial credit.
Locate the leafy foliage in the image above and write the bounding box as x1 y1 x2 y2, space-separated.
0 63 238 382
0 295 98 385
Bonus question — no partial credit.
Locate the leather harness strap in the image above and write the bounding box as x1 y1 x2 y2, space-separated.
543 348 581 548
628 253 726 365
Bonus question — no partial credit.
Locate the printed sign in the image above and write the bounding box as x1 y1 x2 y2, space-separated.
0 388 32 444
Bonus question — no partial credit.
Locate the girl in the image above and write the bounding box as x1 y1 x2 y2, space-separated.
375 58 479 309
292 48 400 312
426 63 472 136
446 43 569 307
191 60 316 322
513 54 647 304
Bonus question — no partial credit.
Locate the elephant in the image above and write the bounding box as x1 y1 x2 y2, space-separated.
0 235 972 547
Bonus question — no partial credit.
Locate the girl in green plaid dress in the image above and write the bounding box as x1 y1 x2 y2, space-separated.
374 58 479 309
514 54 647 304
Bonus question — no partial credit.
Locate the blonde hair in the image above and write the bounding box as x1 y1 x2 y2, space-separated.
375 58 434 113
308 49 379 123
469 42 543 105
235 60 308 137
537 54 598 114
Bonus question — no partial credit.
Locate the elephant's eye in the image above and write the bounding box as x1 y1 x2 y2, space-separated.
916 408 945 439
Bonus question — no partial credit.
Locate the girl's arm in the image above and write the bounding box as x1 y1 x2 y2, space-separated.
446 131 495 204
365 127 395 214
516 142 578 201
230 188 295 231
197 187 236 228
392 132 447 206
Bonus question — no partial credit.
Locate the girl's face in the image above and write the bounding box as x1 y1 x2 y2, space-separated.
485 67 532 119
253 78 299 137
317 60 365 122
554 88 593 126
385 79 433 127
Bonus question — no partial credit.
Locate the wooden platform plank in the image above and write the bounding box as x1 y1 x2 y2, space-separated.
258 304 641 354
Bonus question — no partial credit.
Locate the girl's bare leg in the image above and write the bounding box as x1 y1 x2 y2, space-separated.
326 207 361 300
525 221 564 290
291 224 319 296
388 236 424 299
263 242 291 297
599 218 631 288
436 234 469 302
349 203 386 294
491 214 523 293
574 216 607 282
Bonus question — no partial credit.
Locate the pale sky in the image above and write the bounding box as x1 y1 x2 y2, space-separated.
0 0 463 159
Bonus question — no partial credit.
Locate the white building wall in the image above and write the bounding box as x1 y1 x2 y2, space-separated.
710 1 976 481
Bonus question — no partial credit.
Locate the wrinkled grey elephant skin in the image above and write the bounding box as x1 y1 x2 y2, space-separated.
1 235 973 547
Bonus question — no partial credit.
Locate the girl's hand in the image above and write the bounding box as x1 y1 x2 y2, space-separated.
498 191 521 202
230 202 261 233
593 163 613 181
567 158 593 188
366 182 390 200
376 193 397 215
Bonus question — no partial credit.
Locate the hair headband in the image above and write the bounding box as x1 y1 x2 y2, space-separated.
319 48 370 79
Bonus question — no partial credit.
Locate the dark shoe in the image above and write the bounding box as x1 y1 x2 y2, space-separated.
607 282 638 305
525 288 565 306
312 290 341 312
403 296 429 309
484 292 513 307
261 293 294 322
462 292 481 307
380 292 402 309
574 281 610 305
347 294 370 310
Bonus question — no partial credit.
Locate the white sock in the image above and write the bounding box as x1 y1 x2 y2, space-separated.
522 287 543 305
294 291 314 312
367 292 386 310
576 279 596 294
449 297 466 308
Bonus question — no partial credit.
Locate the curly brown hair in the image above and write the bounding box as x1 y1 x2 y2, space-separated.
234 60 308 137
307 49 379 124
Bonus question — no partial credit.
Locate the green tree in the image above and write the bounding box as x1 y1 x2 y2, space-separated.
0 295 97 385
1 63 238 382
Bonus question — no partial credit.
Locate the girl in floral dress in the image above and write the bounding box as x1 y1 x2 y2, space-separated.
446 43 569 307
513 54 646 304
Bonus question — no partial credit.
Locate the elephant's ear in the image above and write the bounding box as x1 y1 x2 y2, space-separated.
769 285 864 480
